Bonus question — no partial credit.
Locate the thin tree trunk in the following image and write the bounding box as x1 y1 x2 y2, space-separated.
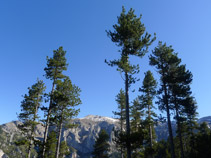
120 105 124 158
56 111 64 158
176 110 184 158
125 72 131 158
42 81 56 157
148 104 153 149
163 83 175 158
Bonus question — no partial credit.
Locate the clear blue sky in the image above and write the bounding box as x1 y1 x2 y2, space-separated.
0 0 211 124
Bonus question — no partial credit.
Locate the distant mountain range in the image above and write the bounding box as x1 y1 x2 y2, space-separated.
0 115 211 158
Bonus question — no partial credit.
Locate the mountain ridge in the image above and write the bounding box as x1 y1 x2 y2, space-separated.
0 115 211 158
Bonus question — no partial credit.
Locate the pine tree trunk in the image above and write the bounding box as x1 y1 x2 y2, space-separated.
120 107 124 158
125 72 131 158
28 138 33 158
42 81 56 157
148 104 153 149
163 83 175 158
56 111 64 158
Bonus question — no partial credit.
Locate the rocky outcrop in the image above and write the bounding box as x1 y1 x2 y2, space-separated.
0 115 119 157
0 115 211 157
0 149 8 158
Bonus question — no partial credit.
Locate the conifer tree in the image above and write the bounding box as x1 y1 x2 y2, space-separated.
59 141 70 158
113 89 126 158
92 129 110 158
130 98 145 157
130 98 143 133
42 46 68 157
168 63 196 158
106 7 155 158
150 42 198 158
182 96 198 157
149 42 176 158
52 77 81 158
139 71 157 158
44 131 57 158
113 89 126 133
18 79 45 158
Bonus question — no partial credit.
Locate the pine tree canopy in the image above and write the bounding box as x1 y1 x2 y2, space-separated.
44 46 68 80
92 129 110 158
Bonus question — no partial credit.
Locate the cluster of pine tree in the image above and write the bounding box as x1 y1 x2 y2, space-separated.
105 6 205 158
16 47 81 158
13 6 210 158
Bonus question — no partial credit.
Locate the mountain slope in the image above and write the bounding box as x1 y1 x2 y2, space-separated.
0 115 210 157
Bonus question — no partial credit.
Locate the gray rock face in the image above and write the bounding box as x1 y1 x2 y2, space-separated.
0 115 119 157
0 115 210 157
0 149 8 158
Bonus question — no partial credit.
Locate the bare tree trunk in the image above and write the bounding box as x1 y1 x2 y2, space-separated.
163 82 175 158
125 72 131 158
56 111 64 158
148 104 153 149
120 105 124 158
42 81 55 157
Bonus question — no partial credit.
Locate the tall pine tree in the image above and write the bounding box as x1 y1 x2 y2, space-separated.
42 46 68 157
139 71 157 158
106 7 155 158
52 77 81 158
149 42 176 158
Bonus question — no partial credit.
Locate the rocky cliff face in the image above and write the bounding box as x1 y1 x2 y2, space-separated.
0 115 210 157
0 115 119 158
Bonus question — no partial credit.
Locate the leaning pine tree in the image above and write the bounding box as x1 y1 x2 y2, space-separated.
52 77 81 158
42 47 68 157
149 42 177 158
106 7 155 158
168 62 194 158
18 79 45 158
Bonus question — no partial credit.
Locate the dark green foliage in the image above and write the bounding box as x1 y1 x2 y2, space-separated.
150 41 199 158
106 7 155 158
52 77 81 158
59 141 70 158
113 89 126 157
139 71 157 158
186 122 211 158
42 46 69 157
150 42 178 158
92 129 110 158
154 140 171 158
17 79 45 158
130 98 143 132
44 46 68 80
44 131 57 158
18 79 45 125
113 89 126 131
106 6 155 58
52 77 81 124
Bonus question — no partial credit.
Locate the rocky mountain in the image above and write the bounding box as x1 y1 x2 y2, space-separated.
0 115 211 158
0 115 119 158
